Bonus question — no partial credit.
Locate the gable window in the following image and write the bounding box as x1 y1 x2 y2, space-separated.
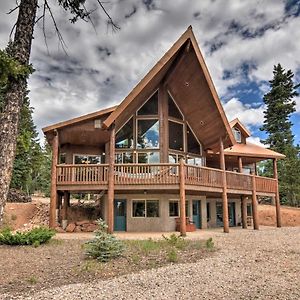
138 92 158 115
169 121 184 151
232 127 242 143
137 119 159 149
168 94 183 120
187 125 201 155
132 200 159 217
116 118 134 149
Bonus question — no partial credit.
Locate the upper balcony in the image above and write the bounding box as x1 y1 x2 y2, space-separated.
56 163 277 196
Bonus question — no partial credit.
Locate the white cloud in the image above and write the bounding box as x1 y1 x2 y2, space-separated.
247 136 268 148
223 97 265 127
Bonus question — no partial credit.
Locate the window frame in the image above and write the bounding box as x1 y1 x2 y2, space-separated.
73 154 102 165
169 200 180 217
115 116 134 150
136 118 160 150
232 127 242 143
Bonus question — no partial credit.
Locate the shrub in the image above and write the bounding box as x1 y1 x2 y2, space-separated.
0 227 55 246
85 219 124 262
166 248 178 262
162 233 186 249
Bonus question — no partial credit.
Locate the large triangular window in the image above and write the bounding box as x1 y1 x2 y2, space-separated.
115 118 134 149
187 125 201 154
137 91 158 115
168 94 183 120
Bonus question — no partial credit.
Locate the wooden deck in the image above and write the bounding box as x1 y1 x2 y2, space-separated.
56 163 277 196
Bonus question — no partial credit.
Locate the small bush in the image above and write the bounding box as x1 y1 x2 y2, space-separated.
0 227 55 246
162 233 186 249
85 219 124 262
205 237 214 250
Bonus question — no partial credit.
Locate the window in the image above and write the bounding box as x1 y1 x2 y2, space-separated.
168 94 183 120
132 201 145 217
186 201 189 217
169 201 179 217
116 118 134 149
138 92 158 115
137 119 159 149
132 200 159 217
138 152 160 163
169 121 184 151
187 156 204 166
74 154 101 164
232 127 242 143
59 153 66 164
207 202 210 222
115 152 133 164
187 125 201 155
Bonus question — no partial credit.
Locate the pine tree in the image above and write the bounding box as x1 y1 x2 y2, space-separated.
260 63 300 206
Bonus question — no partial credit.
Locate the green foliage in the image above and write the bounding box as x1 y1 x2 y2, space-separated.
260 64 300 207
166 248 178 262
162 233 186 249
0 227 55 246
85 219 124 262
0 49 34 89
205 237 214 250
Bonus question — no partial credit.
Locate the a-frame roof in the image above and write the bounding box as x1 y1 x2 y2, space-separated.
229 118 251 138
102 26 235 150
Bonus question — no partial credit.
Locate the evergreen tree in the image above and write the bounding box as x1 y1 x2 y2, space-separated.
260 63 300 207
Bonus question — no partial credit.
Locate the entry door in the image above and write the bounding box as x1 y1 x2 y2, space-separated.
228 202 236 227
192 200 201 229
216 202 236 227
114 199 126 231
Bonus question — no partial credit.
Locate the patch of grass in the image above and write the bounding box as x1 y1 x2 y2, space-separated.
47 239 64 246
26 276 38 284
205 237 214 250
11 214 17 221
166 248 178 262
77 260 103 274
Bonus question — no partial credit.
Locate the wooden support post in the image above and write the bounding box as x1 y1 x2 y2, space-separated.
107 124 115 234
62 191 69 220
241 196 248 229
159 84 169 163
220 138 229 233
273 158 282 228
179 159 187 236
251 175 259 230
49 130 59 228
238 156 243 173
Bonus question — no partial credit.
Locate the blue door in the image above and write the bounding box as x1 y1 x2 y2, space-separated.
114 199 126 231
192 200 201 229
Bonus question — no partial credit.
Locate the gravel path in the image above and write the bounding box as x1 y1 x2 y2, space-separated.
24 227 300 300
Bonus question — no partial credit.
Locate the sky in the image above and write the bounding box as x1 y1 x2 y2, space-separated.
0 0 300 146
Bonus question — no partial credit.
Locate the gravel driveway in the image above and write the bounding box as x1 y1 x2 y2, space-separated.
23 227 300 300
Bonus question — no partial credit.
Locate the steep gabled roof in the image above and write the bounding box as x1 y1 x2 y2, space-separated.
102 26 235 149
229 118 251 138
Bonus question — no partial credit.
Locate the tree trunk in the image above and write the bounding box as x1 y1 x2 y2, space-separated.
0 0 37 225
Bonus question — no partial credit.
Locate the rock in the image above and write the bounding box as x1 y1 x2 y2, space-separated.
75 220 90 226
66 223 76 232
55 227 65 233
86 224 98 232
74 226 82 232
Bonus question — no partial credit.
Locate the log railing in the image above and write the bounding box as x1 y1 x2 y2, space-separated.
56 164 277 194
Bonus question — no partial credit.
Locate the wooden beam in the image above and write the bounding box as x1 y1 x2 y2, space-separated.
273 158 282 228
49 130 59 228
62 191 69 220
251 175 259 230
220 138 229 233
179 159 187 236
241 196 248 229
107 125 115 233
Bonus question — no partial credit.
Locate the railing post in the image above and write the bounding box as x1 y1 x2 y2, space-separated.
62 191 69 230
50 130 59 229
107 124 115 234
252 175 259 230
179 159 186 237
273 158 282 228
220 138 229 233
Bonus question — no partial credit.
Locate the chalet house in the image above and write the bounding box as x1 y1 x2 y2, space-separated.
43 26 284 235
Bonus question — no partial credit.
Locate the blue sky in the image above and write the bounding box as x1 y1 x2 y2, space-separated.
0 0 300 146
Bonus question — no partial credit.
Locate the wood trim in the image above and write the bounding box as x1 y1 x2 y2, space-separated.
159 84 169 162
229 118 251 137
50 130 59 228
238 156 243 173
273 158 282 228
